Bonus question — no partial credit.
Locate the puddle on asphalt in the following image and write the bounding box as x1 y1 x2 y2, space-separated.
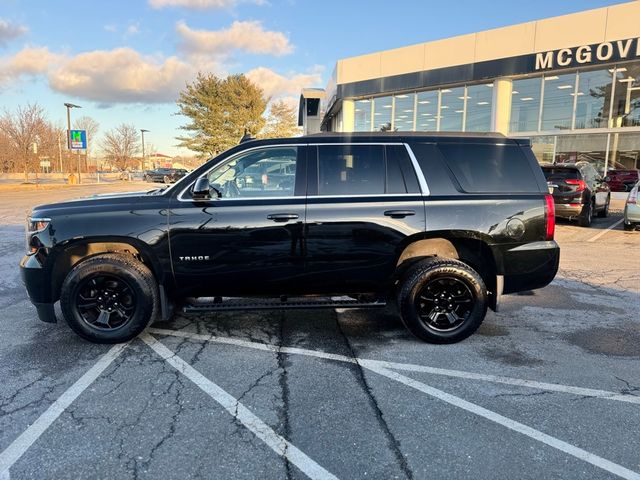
481 347 544 366
477 322 509 337
564 326 640 357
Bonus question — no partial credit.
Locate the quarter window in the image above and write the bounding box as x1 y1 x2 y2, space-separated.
206 147 299 198
317 145 385 195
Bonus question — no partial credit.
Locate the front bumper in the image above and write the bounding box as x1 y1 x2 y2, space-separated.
20 254 57 323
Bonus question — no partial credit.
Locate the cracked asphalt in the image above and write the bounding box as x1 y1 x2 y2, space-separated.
1 186 639 480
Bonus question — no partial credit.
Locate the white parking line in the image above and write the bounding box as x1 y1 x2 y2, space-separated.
140 333 338 480
363 364 640 480
0 343 128 477
148 328 640 405
587 218 625 242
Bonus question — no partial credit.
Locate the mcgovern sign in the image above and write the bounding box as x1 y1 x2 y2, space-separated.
535 38 640 70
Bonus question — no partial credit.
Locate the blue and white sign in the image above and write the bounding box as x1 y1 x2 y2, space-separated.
69 129 87 150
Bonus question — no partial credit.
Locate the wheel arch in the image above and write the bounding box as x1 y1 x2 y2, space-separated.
50 237 164 303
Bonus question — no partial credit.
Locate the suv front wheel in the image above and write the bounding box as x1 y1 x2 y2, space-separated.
397 258 487 343
60 253 159 344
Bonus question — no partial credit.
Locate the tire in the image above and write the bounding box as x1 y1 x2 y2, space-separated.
60 253 159 343
397 257 487 344
578 201 593 227
624 222 635 231
597 195 610 218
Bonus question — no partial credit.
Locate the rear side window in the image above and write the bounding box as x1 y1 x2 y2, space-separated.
317 145 385 195
543 168 579 181
438 144 540 193
386 145 420 194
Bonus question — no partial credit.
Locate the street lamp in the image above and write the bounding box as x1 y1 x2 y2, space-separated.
64 102 82 183
140 129 149 172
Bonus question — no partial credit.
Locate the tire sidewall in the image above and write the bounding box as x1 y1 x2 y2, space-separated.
399 260 487 343
61 256 157 343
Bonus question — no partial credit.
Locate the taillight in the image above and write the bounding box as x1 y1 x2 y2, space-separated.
628 185 638 205
544 194 555 241
564 179 587 191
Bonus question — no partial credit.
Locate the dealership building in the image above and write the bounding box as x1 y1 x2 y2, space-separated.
299 1 640 173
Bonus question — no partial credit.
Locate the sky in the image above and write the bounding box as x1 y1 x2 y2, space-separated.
0 0 627 156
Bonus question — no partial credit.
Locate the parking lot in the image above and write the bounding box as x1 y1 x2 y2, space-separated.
0 186 639 480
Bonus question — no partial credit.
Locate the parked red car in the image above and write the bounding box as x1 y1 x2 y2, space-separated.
606 169 640 192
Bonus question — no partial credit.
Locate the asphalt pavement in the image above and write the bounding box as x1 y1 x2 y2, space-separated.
0 186 638 480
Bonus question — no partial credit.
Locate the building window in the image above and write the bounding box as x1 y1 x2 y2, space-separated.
510 77 542 132
415 90 438 131
465 83 493 132
393 93 415 131
354 99 372 132
541 72 577 131
610 132 640 170
574 68 613 129
372 96 393 131
611 64 640 128
439 86 465 131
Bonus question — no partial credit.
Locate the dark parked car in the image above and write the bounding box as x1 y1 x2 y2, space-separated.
542 162 610 227
144 168 187 183
21 132 559 344
606 169 640 192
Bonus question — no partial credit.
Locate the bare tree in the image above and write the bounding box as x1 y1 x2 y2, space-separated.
101 123 140 171
0 103 48 181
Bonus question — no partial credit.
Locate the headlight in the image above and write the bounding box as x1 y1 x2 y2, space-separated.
25 217 50 254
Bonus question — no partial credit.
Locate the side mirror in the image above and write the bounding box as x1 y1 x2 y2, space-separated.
604 176 611 183
192 177 211 200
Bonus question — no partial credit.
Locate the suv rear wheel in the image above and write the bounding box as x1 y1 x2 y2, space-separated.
397 258 487 343
578 200 593 227
60 253 158 344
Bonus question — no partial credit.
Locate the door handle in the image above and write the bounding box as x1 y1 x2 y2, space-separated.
267 213 299 222
384 210 415 219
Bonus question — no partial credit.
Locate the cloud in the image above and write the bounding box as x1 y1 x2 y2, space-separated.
176 20 292 57
47 48 197 103
149 0 264 9
246 66 322 100
0 47 63 83
0 19 27 47
103 24 117 33
125 22 141 37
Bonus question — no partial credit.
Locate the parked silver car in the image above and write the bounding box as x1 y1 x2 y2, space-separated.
623 181 640 231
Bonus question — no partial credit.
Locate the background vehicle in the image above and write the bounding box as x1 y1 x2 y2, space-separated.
21 133 559 345
624 181 640 231
606 169 640 192
542 162 610 227
144 168 188 183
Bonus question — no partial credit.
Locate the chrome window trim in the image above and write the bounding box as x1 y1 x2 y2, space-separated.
177 142 428 203
403 143 431 196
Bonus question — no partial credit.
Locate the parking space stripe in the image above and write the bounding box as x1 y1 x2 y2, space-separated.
587 218 625 242
139 333 339 480
363 364 640 480
148 328 640 405
0 343 128 477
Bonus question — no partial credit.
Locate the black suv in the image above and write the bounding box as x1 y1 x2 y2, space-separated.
542 162 610 227
144 168 188 183
21 133 559 344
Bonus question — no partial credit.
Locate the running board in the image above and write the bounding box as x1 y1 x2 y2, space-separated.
182 296 386 313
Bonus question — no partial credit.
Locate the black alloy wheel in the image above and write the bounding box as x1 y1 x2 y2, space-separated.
397 257 487 343
415 276 473 332
74 274 137 330
60 253 158 343
579 201 593 227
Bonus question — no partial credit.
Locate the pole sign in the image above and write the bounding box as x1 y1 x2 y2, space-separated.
69 130 87 150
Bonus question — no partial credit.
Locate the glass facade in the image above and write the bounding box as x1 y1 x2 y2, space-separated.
354 82 493 132
541 72 576 131
354 99 372 131
574 68 611 129
510 77 542 132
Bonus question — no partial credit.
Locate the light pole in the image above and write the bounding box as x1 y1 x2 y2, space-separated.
64 102 82 183
140 129 149 172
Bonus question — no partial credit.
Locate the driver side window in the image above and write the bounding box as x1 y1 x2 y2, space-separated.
207 147 299 199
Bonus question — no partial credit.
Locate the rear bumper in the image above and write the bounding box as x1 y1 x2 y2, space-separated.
501 241 560 294
624 204 640 224
20 254 57 322
554 203 583 219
